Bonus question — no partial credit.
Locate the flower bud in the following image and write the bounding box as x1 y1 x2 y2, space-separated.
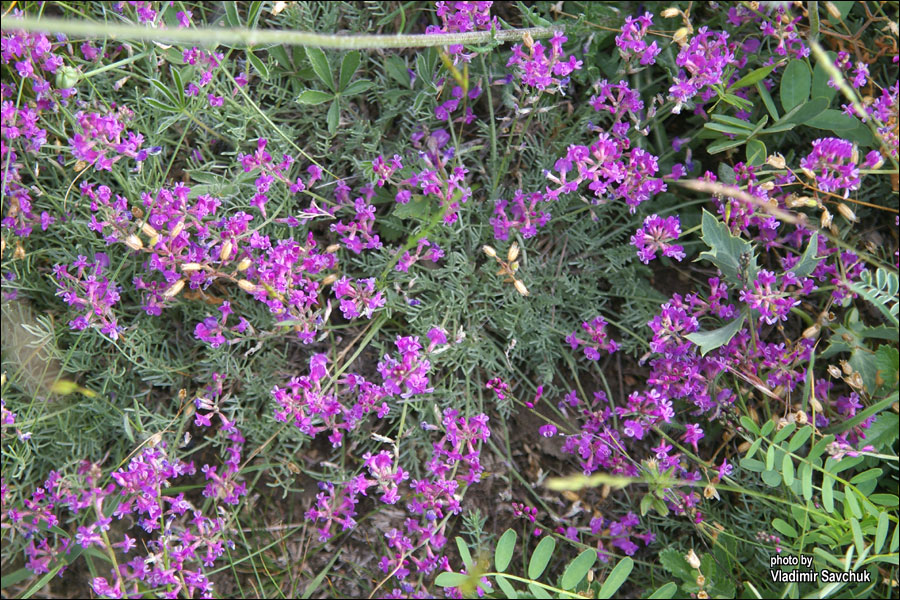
482 245 497 258
125 234 143 251
686 549 701 569
141 221 159 238
163 279 185 298
836 203 858 223
220 239 233 261
181 262 203 272
236 258 252 271
237 279 257 293
514 279 529 296
507 241 520 262
766 153 786 169
170 220 185 238
673 27 691 46
802 323 821 339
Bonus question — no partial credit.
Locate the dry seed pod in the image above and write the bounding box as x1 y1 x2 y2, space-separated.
482 245 497 258
507 241 520 262
836 203 858 223
170 220 185 238
236 258 252 271
237 279 257 293
220 240 233 261
661 7 681 18
686 549 701 569
514 279 529 296
181 262 203 272
124 234 143 251
163 279 185 298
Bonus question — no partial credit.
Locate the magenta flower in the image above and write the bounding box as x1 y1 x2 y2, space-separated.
800 137 860 195
631 214 685 264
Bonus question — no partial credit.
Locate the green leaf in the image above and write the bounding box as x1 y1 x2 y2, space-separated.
812 51 839 102
740 457 765 472
296 89 334 105
342 79 374 96
171 67 185 107
801 463 813 501
704 122 752 136
808 434 834 462
659 548 692 580
494 529 517 572
740 415 761 436
686 315 746 356
875 512 889 553
760 419 776 437
850 517 865 555
756 81 779 120
223 1 241 27
561 549 596 590
746 138 766 166
706 138 746 154
456 537 473 569
772 518 799 538
144 97 180 113
761 469 782 487
711 114 755 130
528 583 552 599
648 582 678 599
870 493 899 506
780 60 811 112
247 50 269 80
306 47 335 92
698 209 757 286
782 453 795 486
269 45 292 69
392 194 432 221
597 557 633 599
823 475 835 512
730 64 777 90
247 0 263 28
746 437 763 460
850 468 882 484
773 422 796 444
788 426 813 453
339 51 361 91
527 535 556 579
806 109 862 131
150 78 179 106
495 575 518 598
764 97 830 134
845 485 863 519
789 233 822 279
326 100 340 135
434 572 470 588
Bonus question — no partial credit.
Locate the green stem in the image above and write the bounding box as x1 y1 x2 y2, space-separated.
6 16 562 49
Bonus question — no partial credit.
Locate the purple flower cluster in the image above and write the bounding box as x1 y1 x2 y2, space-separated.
738 269 809 325
545 133 666 211
2 25 75 237
507 32 583 92
69 108 146 172
194 301 250 348
490 189 551 240
395 130 472 224
615 13 660 68
566 316 619 360
396 237 444 272
52 254 122 340
631 214 685 264
800 137 861 196
333 276 385 319
668 27 738 114
427 1 496 62
332 184 384 253
4 382 244 598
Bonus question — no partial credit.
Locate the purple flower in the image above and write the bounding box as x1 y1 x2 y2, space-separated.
800 137 860 195
631 214 685 264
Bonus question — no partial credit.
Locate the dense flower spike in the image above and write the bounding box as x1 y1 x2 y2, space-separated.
800 137 861 196
53 254 122 339
668 27 738 113
616 12 660 68
566 316 619 359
